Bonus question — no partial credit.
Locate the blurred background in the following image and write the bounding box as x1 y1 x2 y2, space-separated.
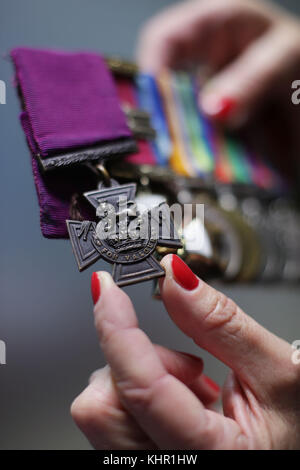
0 0 300 450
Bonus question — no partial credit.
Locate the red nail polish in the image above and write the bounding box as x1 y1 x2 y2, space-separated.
213 97 236 121
91 272 101 305
203 375 220 393
171 255 199 291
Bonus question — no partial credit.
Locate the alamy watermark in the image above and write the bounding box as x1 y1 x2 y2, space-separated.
0 340 6 365
93 198 204 244
291 80 300 105
0 80 6 104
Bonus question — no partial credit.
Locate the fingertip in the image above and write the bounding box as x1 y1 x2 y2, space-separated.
91 271 115 307
159 253 173 271
202 374 221 395
159 254 174 292
160 254 201 293
176 350 204 376
199 91 237 122
97 271 115 290
91 272 101 305
191 374 221 407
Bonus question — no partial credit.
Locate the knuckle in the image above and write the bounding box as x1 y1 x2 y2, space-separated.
70 391 109 432
202 292 242 336
117 380 153 413
117 374 168 414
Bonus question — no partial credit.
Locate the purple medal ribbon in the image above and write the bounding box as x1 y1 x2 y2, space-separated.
11 47 135 238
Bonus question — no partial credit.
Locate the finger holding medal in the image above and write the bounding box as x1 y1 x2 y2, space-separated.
71 256 300 449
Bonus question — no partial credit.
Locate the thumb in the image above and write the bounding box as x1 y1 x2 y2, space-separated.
200 23 300 126
160 255 295 399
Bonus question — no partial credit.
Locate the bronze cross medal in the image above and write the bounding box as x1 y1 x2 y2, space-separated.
66 180 182 286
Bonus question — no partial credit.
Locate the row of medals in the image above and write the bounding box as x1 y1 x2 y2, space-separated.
109 163 300 288
105 57 300 289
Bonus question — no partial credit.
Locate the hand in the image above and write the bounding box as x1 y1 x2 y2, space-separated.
71 255 300 449
137 0 300 174
137 0 300 124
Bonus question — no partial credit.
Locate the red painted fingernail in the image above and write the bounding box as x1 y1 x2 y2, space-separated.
203 375 220 393
91 272 101 305
214 97 236 120
171 255 199 291
202 95 236 121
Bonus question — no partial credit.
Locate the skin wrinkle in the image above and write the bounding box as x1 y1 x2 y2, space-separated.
248 381 298 449
223 369 267 441
84 346 218 448
191 410 221 449
144 374 209 449
91 347 208 405
233 379 273 449
116 372 168 416
98 348 216 448
73 367 159 449
96 318 138 350
257 347 300 407
103 329 166 388
263 409 286 449
115 375 176 449
199 291 241 335
162 256 297 404
93 399 150 446
185 411 217 450
106 322 246 449
163 273 246 350
193 408 247 450
224 416 249 451
88 397 154 450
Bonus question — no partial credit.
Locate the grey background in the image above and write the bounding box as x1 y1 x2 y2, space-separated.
0 0 299 450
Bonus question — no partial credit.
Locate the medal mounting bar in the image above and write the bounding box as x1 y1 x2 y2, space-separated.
36 138 137 172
